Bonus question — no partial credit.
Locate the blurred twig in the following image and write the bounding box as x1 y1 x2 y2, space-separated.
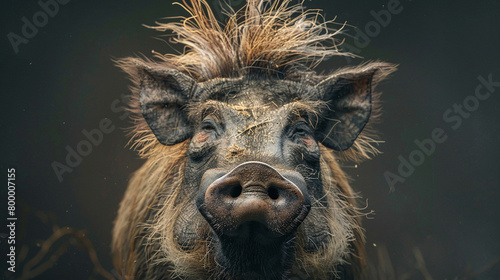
19 227 115 280
413 247 433 280
464 257 500 279
9 202 115 280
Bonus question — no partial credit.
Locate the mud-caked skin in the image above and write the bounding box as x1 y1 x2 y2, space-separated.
112 1 396 279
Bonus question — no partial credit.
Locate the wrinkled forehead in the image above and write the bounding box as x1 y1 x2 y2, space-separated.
192 77 319 121
199 77 316 106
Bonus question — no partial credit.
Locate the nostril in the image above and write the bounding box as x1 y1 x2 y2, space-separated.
228 184 243 198
267 186 280 200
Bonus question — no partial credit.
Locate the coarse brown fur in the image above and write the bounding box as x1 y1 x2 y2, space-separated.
113 0 396 279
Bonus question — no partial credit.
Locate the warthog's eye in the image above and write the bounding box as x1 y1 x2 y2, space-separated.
201 119 217 132
201 117 224 137
294 126 307 137
288 121 313 144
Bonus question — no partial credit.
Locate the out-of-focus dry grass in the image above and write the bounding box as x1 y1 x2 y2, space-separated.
365 244 500 280
5 203 115 280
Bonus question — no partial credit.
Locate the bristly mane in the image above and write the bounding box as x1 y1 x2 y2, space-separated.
147 0 348 81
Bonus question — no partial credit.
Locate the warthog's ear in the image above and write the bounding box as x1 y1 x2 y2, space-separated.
314 63 394 151
131 60 196 145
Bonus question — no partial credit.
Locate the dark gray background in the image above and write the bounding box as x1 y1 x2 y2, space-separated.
1 0 499 279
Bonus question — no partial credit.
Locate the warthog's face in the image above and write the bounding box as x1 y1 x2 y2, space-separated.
186 78 322 279
134 60 388 279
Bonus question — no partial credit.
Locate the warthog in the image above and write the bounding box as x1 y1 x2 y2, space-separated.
112 0 396 279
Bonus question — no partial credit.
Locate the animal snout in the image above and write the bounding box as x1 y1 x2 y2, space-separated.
196 161 311 238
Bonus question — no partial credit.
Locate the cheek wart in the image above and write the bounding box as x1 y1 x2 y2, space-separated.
195 132 209 143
